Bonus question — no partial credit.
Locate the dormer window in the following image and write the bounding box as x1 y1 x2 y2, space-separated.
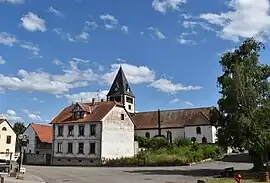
75 112 80 119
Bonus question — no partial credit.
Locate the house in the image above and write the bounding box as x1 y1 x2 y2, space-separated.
23 123 52 155
106 66 219 144
0 119 17 161
50 100 135 166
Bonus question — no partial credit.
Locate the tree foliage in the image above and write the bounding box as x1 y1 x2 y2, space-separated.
13 122 26 136
217 38 270 170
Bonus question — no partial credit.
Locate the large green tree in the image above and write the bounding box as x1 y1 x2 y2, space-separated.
13 122 26 136
217 38 270 170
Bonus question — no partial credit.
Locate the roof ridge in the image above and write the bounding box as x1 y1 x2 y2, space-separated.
134 106 215 114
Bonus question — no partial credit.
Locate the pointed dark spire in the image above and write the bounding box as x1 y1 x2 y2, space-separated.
107 66 135 98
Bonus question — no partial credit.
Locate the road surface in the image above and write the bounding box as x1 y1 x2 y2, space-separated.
25 161 253 183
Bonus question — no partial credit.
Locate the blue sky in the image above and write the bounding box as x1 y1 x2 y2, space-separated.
0 0 269 124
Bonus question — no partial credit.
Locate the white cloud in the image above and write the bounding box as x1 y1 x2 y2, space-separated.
22 109 46 122
100 14 119 29
64 90 108 103
102 63 156 85
0 32 17 46
0 0 24 4
121 26 128 33
33 97 44 103
20 41 41 56
169 98 180 104
152 0 186 13
140 31 145 35
0 110 24 122
52 58 63 66
48 7 64 17
148 27 166 39
0 56 6 64
200 0 270 41
77 32 89 40
184 101 194 106
21 12 46 32
150 78 202 93
84 21 99 31
0 61 99 94
177 37 196 45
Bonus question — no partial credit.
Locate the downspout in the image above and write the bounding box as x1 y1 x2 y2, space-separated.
158 109 161 136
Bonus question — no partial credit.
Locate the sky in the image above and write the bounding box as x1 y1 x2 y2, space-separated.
0 0 270 125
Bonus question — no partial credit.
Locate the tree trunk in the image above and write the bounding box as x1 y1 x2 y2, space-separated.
250 150 265 171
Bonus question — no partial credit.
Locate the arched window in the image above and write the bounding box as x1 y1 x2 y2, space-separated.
145 132 150 138
191 137 196 143
196 127 201 134
166 131 172 143
2 127 7 131
202 137 207 143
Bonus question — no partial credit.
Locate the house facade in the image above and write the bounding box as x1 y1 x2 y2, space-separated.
50 101 135 166
0 119 17 161
23 123 52 155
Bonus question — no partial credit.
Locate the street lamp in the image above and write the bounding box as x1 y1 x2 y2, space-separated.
17 134 29 173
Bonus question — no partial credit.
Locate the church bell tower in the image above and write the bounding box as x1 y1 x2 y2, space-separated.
107 66 135 113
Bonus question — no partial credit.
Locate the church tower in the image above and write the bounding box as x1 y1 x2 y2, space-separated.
107 66 135 113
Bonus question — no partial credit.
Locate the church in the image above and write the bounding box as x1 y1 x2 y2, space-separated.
50 67 218 165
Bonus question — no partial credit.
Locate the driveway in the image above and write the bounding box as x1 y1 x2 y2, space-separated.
25 161 253 183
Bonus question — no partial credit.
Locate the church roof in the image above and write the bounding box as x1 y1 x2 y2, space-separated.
131 107 217 129
107 67 135 98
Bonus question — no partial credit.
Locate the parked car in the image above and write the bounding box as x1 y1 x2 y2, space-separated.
0 159 10 172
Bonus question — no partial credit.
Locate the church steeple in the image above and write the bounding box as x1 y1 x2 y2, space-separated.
107 66 135 113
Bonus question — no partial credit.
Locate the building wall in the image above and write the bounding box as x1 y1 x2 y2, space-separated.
0 120 16 160
23 125 36 154
53 122 101 165
184 125 215 143
135 128 185 141
101 106 134 159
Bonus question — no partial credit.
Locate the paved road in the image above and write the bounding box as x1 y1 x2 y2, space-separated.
25 161 253 183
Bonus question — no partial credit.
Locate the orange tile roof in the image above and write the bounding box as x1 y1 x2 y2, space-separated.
50 101 123 124
31 124 53 143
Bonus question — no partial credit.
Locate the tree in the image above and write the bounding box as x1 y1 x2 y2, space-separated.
217 38 270 170
13 122 26 136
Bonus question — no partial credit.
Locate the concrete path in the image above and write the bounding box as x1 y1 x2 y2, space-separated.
24 161 253 183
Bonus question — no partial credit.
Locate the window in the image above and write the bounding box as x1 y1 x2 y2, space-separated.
29 149 32 154
68 125 74 136
202 137 207 143
167 131 172 143
75 111 80 119
78 143 84 154
126 97 133 104
57 142 63 153
79 125 85 136
121 114 124 120
5 149 9 157
58 126 63 137
191 137 196 143
90 124 96 136
68 143 73 154
6 136 11 144
80 112 84 118
128 105 131 110
145 132 150 138
2 127 7 131
196 127 201 134
89 143 96 154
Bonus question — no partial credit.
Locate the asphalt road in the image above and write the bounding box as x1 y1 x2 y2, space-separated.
25 161 253 183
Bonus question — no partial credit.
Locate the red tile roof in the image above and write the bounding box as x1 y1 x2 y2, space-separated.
131 107 216 129
31 124 53 143
50 101 123 124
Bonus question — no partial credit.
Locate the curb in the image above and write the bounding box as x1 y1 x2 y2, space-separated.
188 158 213 166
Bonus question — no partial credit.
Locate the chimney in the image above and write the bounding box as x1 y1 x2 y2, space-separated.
158 109 161 136
92 98 95 104
101 98 104 102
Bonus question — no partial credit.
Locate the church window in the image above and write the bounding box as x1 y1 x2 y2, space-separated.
196 127 201 134
191 137 196 143
202 137 207 143
145 132 150 138
126 97 133 104
121 114 124 120
166 131 172 143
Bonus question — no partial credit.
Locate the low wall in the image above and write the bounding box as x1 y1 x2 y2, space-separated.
25 154 50 165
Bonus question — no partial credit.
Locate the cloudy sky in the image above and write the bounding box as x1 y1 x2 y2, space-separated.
0 0 270 124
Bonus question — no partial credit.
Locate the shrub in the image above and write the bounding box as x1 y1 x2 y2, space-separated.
174 137 192 147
